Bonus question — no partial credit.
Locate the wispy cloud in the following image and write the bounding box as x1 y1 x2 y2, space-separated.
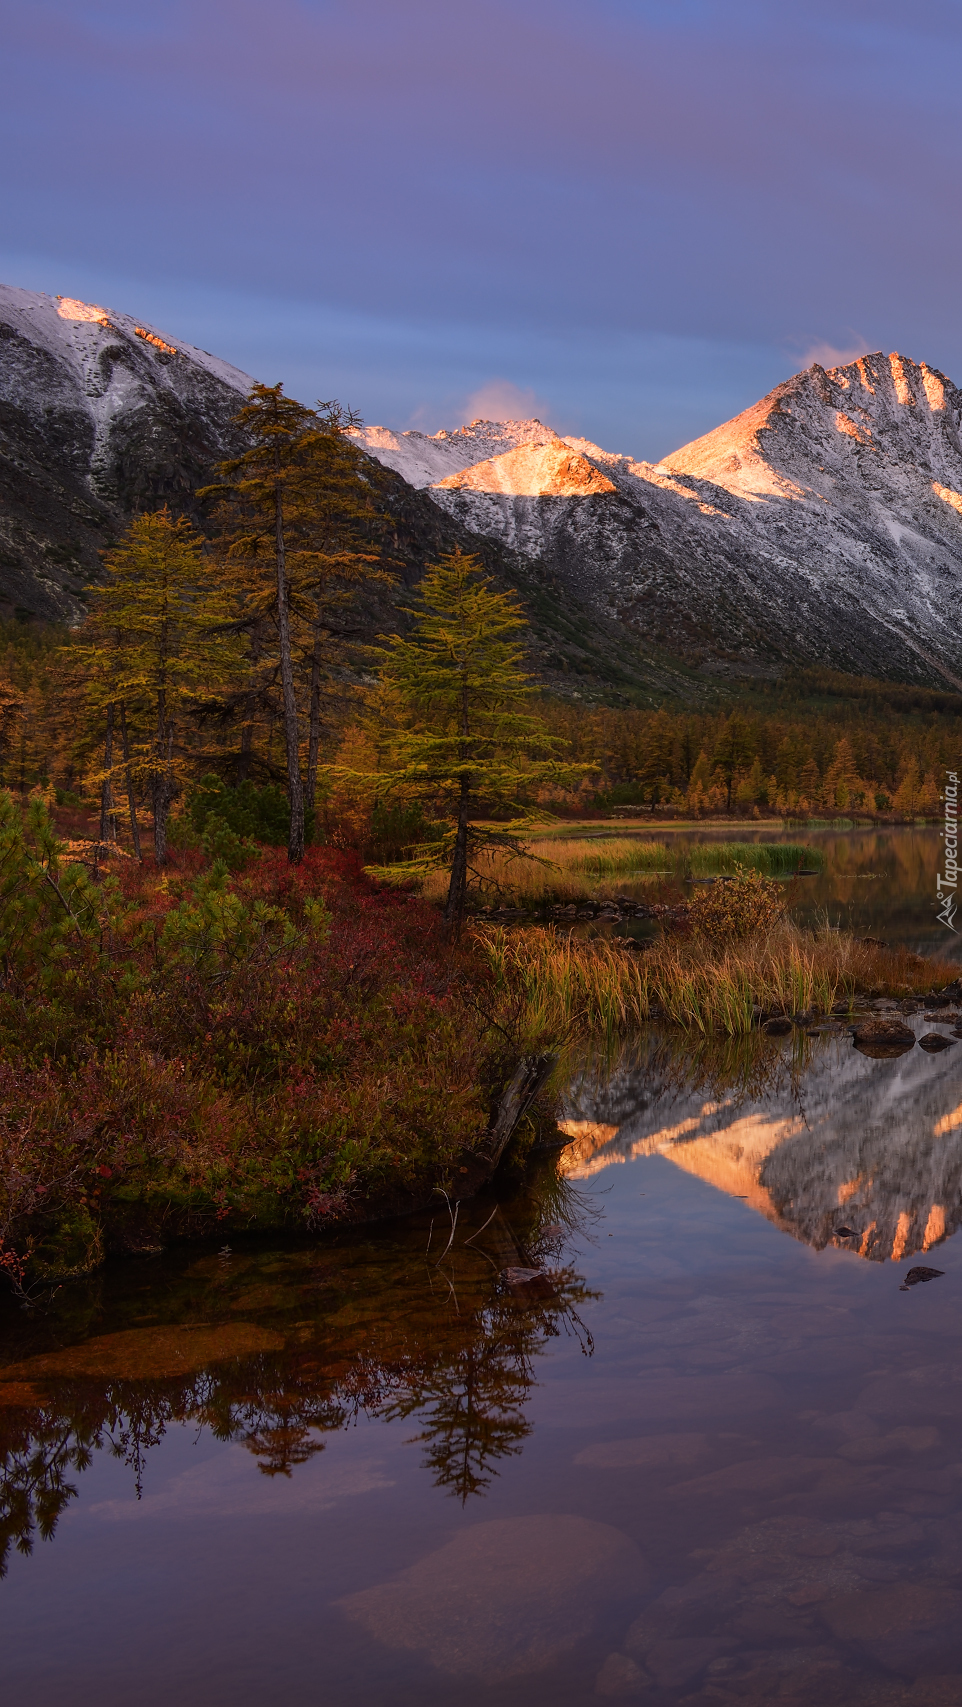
462 378 555 424
792 336 872 372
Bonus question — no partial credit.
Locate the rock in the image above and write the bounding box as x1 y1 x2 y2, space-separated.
823 1582 962 1645
502 1266 556 1300
763 1017 793 1037
902 1266 945 1286
336 1515 648 1681
852 1017 916 1057
919 1032 955 1051
835 1226 857 1237
594 1652 651 1698
0 1322 284 1382
643 1636 733 1688
574 1432 715 1471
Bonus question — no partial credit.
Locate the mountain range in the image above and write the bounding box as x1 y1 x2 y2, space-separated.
2 282 961 693
354 351 962 690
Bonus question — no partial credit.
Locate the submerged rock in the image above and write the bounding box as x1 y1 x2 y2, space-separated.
919 1032 956 1052
336 1515 647 1681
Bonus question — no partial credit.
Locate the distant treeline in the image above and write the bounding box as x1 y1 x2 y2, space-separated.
0 611 956 839
537 671 961 818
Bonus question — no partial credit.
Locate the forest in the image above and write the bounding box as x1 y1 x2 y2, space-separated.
0 379 957 1289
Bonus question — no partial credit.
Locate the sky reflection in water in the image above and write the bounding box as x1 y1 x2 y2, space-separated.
2 869 962 1699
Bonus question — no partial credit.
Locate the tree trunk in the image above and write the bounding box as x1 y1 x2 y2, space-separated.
98 703 117 850
119 702 142 860
305 631 322 813
444 773 470 936
152 693 172 866
444 675 472 936
275 446 305 863
237 716 253 784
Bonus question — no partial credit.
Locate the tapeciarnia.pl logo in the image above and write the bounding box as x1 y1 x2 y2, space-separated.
937 770 959 932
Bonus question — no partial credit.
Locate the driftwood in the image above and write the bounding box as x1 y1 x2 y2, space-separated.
484 1054 557 1169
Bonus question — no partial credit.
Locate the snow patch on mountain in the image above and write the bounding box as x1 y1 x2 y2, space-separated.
349 417 558 488
0 284 253 619
356 352 962 685
436 439 616 499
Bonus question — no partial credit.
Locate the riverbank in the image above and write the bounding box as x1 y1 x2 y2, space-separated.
0 795 559 1288
2 797 958 1287
481 920 961 1042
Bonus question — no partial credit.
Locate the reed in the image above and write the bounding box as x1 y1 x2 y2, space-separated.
478 922 957 1041
405 838 822 907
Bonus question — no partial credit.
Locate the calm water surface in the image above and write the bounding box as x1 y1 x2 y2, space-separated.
3 838 962 1704
651 824 961 961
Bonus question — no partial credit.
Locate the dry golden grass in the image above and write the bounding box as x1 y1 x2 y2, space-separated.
478 922 958 1040
412 838 819 906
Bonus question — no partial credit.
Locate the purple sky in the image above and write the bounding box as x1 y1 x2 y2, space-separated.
3 0 961 458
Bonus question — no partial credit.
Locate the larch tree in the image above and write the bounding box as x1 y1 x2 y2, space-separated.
363 551 578 934
202 384 386 863
82 509 241 864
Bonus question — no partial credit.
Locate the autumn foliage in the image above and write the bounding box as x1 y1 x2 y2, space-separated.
0 795 502 1283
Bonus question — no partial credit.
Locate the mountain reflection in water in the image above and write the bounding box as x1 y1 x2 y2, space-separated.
561 1018 962 1263
0 1180 595 1575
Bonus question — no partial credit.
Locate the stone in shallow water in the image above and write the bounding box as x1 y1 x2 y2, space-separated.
902 1266 945 1287
852 1017 916 1057
0 1322 284 1382
594 1651 651 1697
574 1431 714 1470
336 1514 648 1680
920 1032 956 1051
823 1581 962 1645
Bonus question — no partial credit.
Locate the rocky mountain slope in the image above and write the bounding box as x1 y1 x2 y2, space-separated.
0 286 252 621
0 285 701 702
354 352 962 687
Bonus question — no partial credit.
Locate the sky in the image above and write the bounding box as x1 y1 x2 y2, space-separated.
2 0 961 459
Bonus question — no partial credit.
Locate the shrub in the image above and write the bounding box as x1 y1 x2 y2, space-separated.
186 774 311 846
687 866 786 943
0 795 503 1279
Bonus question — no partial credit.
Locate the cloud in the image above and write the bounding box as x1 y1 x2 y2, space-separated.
85 1445 393 1523
792 337 872 372
462 379 555 425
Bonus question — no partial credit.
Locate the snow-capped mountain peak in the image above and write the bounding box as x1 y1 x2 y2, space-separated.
356 355 962 686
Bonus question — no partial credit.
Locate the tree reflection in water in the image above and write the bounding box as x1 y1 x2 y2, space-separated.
0 1171 597 1571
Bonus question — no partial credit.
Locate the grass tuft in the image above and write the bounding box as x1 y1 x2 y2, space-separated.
477 921 957 1041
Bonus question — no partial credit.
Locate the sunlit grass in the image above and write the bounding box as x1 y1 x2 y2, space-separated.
477 922 957 1041
392 838 823 907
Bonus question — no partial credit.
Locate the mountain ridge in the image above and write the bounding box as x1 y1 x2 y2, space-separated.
353 351 962 688
0 285 250 621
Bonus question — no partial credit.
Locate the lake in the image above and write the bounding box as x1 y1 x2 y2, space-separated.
615 824 962 961
2 830 962 1705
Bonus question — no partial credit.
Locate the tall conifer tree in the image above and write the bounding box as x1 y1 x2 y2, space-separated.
365 552 577 933
81 510 240 864
203 385 385 863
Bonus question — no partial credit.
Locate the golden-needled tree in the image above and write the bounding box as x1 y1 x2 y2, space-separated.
81 509 240 864
202 385 386 862
364 551 578 934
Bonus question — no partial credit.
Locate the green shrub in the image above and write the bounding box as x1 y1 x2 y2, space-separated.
186 774 313 846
